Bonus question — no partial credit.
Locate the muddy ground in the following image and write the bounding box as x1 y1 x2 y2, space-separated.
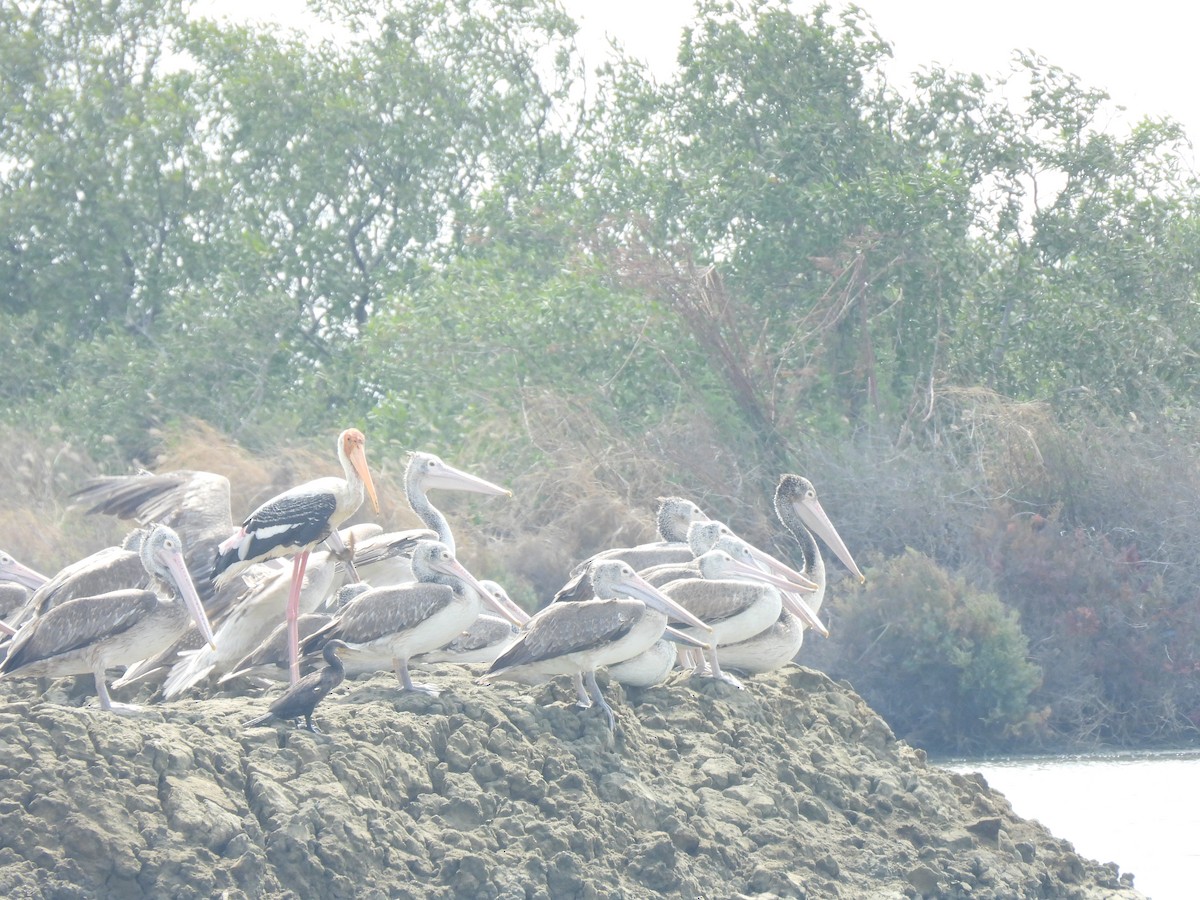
0 665 1143 899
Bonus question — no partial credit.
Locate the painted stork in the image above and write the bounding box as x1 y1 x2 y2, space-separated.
212 428 380 685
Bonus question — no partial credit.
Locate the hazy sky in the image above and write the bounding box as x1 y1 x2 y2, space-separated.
197 0 1199 152
564 0 1198 145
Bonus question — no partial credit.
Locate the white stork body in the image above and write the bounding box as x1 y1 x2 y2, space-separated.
212 429 379 684
163 548 344 699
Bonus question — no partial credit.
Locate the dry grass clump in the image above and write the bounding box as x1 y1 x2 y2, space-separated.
0 425 123 572
907 384 1057 494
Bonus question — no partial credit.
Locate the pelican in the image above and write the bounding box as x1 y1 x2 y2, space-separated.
0 525 216 715
719 474 864 675
569 496 711 576
10 528 150 633
304 541 526 694
481 560 712 729
412 581 521 666
0 550 46 637
603 636 677 688
220 610 341 685
606 531 817 687
244 639 348 733
0 550 49 591
404 451 510 556
0 586 26 636
213 428 380 684
660 549 822 687
72 468 234 602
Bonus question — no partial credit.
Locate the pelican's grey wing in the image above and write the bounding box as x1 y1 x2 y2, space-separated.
72 470 234 600
549 568 593 606
638 561 700 588
72 470 232 536
2 590 158 672
662 578 759 622
22 547 145 623
490 600 638 671
327 584 456 644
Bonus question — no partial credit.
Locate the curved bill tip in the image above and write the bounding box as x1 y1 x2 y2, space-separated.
352 450 381 515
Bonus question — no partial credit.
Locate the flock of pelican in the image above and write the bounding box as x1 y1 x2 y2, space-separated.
0 429 864 731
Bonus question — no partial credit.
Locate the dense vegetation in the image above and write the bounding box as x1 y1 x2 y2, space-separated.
3 0 1199 755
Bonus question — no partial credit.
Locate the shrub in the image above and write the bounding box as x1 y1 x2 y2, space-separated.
979 508 1200 745
821 549 1043 754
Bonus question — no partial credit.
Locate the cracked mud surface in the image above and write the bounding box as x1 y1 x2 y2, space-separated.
0 667 1143 898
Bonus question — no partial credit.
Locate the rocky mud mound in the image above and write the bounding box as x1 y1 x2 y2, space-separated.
0 666 1142 899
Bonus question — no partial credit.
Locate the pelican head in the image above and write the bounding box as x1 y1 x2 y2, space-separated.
655 496 710 542
331 582 372 610
0 550 48 591
407 451 511 498
695 548 827 635
687 519 735 555
141 524 217 649
590 560 712 633
412 540 527 626
340 428 381 515
776 475 864 583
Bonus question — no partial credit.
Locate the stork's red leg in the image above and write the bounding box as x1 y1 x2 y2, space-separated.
287 549 310 685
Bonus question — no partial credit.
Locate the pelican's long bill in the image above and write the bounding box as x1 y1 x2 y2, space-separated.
743 543 820 592
343 429 381 515
429 550 529 627
420 456 511 498
781 592 828 637
158 542 217 650
610 570 712 633
791 492 864 583
712 554 828 636
662 625 710 650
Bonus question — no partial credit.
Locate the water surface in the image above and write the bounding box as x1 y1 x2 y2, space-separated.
946 750 1200 900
